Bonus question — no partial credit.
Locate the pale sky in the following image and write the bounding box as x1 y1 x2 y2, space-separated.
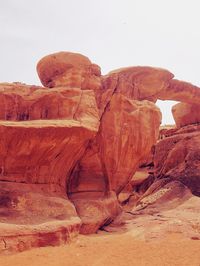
1 0 200 124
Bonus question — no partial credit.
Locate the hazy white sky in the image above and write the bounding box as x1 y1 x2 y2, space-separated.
1 0 200 124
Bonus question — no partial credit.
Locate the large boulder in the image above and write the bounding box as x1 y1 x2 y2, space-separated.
37 52 101 91
172 102 200 128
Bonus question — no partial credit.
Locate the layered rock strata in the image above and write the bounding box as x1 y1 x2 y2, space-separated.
0 81 100 252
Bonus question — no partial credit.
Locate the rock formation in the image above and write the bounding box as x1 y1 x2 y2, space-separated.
0 81 100 252
37 52 101 90
172 102 200 128
154 124 200 196
103 127 200 241
1 51 200 253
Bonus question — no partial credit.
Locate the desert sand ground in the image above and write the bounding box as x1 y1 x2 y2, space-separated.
0 231 200 266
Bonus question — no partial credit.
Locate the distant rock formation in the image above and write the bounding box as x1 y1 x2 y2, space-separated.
1 51 200 253
154 124 200 196
172 102 200 128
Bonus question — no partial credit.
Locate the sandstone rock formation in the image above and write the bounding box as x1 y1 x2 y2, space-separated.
1 51 200 253
154 124 200 196
0 81 100 252
37 52 101 91
157 79 200 104
172 102 200 128
71 94 161 195
0 182 81 252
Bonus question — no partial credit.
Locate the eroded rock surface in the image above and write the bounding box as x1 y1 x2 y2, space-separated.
37 52 101 91
172 102 200 128
104 180 200 242
0 182 80 253
154 125 200 196
0 80 100 253
1 51 200 253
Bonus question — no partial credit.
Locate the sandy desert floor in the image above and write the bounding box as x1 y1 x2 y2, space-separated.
0 231 200 266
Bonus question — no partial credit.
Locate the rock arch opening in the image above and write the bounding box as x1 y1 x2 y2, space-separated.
156 100 178 125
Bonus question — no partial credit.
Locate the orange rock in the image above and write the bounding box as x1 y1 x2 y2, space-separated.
172 102 200 128
98 67 200 108
0 119 97 252
0 82 100 252
99 94 161 193
37 52 101 91
70 94 161 197
154 125 200 196
157 79 200 104
3 51 200 252
70 191 121 234
0 120 97 186
105 179 200 241
0 83 99 187
0 83 99 127
97 67 173 114
109 66 173 100
0 182 81 253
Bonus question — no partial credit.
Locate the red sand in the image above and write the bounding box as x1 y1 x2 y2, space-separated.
1 232 200 266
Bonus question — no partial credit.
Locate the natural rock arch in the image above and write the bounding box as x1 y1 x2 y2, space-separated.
1 51 200 252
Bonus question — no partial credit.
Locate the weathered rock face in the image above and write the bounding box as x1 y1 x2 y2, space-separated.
105 179 200 242
68 95 161 194
154 125 200 196
0 182 81 253
0 120 96 186
172 102 200 128
67 94 161 233
0 82 100 253
2 51 200 253
96 67 173 115
70 191 121 234
98 94 161 193
0 83 99 187
105 66 173 99
98 68 200 112
0 83 99 125
159 79 200 104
